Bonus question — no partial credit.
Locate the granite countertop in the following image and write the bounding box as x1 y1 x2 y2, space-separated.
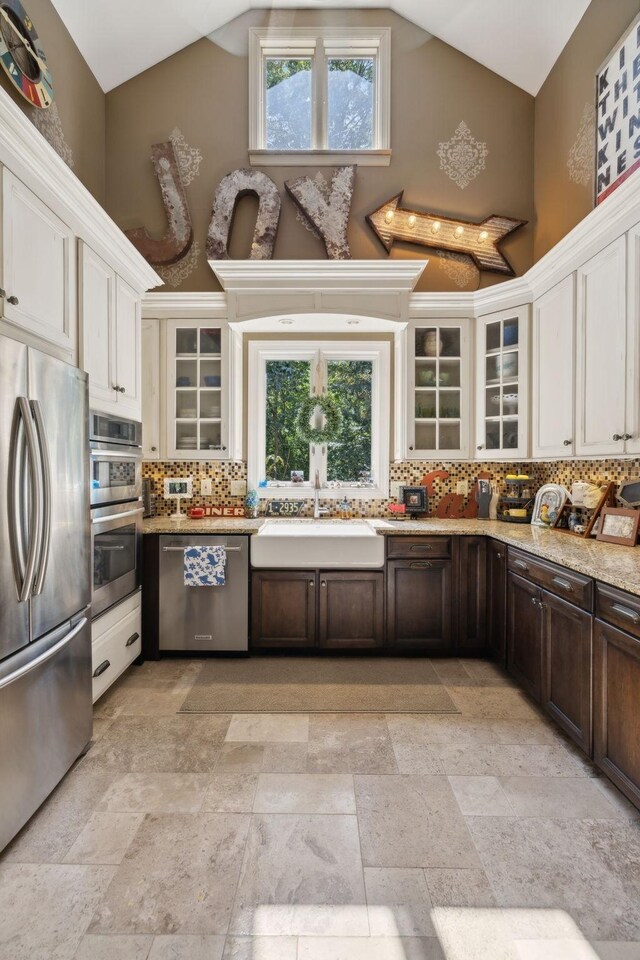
143 515 640 597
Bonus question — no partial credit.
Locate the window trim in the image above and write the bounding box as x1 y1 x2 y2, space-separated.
247 339 390 500
248 26 391 167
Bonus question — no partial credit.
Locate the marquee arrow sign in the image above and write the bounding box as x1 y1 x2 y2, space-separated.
366 193 527 276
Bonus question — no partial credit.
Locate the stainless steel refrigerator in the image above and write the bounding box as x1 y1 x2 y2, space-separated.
0 335 92 852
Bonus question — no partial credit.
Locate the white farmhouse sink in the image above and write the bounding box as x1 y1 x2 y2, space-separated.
251 520 385 569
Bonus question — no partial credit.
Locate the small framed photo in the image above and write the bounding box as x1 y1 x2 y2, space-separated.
164 478 193 499
401 486 428 516
595 507 640 546
290 470 304 484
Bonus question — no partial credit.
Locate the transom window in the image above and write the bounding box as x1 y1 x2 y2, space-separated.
248 340 390 499
249 27 391 166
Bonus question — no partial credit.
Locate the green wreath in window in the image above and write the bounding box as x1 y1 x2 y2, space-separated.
296 393 343 445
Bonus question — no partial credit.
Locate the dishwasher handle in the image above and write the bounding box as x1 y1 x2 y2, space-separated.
162 545 243 552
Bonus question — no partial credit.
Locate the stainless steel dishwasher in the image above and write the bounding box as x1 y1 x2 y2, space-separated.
158 535 249 652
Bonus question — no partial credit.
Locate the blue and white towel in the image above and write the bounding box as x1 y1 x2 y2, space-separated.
184 546 226 587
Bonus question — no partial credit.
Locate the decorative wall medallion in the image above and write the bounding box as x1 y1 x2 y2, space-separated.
206 168 281 261
156 240 200 288
168 126 202 186
367 192 525 276
0 0 53 107
567 102 595 187
437 121 488 189
125 139 193 265
31 102 73 168
435 249 479 289
285 165 356 259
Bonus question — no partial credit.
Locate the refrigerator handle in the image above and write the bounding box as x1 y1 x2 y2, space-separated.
8 398 41 602
8 399 27 597
30 400 52 596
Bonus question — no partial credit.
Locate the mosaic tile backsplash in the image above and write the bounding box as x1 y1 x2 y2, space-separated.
143 459 640 518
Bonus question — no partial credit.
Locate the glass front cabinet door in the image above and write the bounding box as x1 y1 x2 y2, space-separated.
475 306 529 460
407 319 471 459
165 320 230 459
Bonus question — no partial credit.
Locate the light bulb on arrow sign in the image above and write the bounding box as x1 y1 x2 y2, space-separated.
366 192 527 276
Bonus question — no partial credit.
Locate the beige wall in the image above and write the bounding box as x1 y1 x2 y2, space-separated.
534 0 640 261
105 9 535 294
0 0 106 204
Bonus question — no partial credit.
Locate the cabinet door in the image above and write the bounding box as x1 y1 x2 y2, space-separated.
542 591 592 754
387 560 453 652
2 168 76 353
594 618 640 808
487 540 507 665
251 571 317 648
318 572 384 649
532 276 575 457
408 319 470 459
507 572 543 701
625 222 640 454
79 243 117 412
114 277 142 419
575 237 627 456
142 319 161 459
457 537 487 654
475 306 529 459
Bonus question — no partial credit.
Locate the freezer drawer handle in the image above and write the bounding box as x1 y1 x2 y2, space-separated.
93 659 111 678
0 617 88 690
162 545 242 552
611 603 640 624
125 632 139 647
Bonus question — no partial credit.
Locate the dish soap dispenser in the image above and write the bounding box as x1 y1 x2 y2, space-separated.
338 497 350 519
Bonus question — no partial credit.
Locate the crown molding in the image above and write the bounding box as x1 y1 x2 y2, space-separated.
142 291 227 318
0 88 160 294
211 259 428 292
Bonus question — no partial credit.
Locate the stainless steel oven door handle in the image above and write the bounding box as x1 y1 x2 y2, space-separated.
0 617 88 690
91 506 144 525
162 545 243 552
90 451 142 461
31 399 52 596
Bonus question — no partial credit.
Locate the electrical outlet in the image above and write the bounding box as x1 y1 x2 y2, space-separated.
230 480 247 496
200 478 212 496
456 480 469 496
389 481 402 500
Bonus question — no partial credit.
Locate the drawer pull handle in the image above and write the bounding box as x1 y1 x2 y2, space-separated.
410 544 432 551
514 559 528 571
125 632 139 647
410 561 432 569
552 577 573 592
611 603 640 624
93 659 111 678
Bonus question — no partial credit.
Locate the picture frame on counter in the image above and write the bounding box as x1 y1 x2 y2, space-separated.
595 507 640 546
531 483 569 527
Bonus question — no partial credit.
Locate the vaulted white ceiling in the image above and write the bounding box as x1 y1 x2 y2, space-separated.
49 0 591 96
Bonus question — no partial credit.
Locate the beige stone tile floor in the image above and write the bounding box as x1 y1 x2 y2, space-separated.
1 656 639 960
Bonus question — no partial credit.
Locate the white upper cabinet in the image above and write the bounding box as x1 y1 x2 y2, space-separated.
575 237 627 457
532 276 575 458
80 242 142 420
141 318 161 459
407 319 471 459
1 168 76 354
114 276 141 419
475 306 529 460
165 319 230 459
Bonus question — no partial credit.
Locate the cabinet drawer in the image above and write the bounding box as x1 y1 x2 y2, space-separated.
91 603 141 702
596 583 640 639
507 548 593 611
386 536 452 560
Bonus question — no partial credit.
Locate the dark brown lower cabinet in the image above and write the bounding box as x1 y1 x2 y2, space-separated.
541 592 592 753
251 571 317 648
487 539 506 665
594 618 640 808
318 572 384 649
387 559 453 652
507 571 543 700
458 537 487 654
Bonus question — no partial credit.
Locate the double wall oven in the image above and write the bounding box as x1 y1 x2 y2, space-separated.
90 411 143 618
